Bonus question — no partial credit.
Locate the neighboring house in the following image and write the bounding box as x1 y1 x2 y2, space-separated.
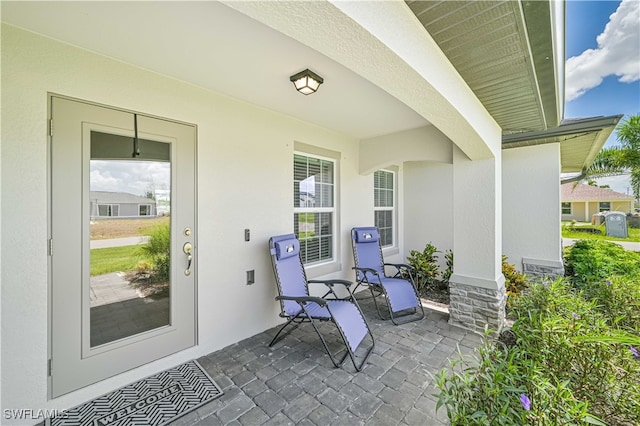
298 191 316 208
561 183 634 222
0 1 622 419
90 191 157 219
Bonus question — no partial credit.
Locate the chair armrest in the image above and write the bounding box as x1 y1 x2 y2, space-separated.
308 279 352 289
352 267 379 275
384 262 414 271
275 295 327 307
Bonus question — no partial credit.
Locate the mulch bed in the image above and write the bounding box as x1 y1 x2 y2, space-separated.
417 280 450 305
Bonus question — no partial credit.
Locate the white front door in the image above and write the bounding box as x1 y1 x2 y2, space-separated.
49 96 197 397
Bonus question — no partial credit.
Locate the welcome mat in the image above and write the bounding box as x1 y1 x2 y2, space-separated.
49 360 223 426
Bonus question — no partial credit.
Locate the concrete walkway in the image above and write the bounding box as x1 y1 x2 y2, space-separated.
170 297 481 426
90 272 138 307
563 237 640 252
90 236 150 249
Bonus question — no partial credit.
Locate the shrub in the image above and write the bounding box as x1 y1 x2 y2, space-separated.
141 224 170 281
433 335 530 425
579 276 640 332
406 242 440 291
434 279 640 425
564 240 640 286
502 256 528 305
510 280 640 424
136 260 152 273
442 249 453 285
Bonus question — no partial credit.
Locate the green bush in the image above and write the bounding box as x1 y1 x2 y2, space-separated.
406 242 440 291
502 256 528 306
435 279 640 425
442 249 454 285
140 224 170 280
579 276 640 332
433 336 531 425
564 240 640 286
434 332 596 425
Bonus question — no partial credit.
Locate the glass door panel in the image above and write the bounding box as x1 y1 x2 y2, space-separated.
89 131 172 347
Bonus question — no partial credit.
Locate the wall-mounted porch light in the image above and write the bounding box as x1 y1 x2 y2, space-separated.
290 69 324 95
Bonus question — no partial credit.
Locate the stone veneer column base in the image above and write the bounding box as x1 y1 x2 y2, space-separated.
448 274 506 334
522 257 564 280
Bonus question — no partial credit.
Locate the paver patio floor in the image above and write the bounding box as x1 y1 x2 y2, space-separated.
172 297 482 426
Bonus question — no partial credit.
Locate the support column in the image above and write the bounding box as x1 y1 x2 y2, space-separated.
449 146 506 333
585 202 589 223
502 144 564 279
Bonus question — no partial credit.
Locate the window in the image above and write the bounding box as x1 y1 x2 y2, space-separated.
599 202 611 212
97 204 119 217
294 153 335 264
139 204 152 216
561 202 572 215
374 170 395 247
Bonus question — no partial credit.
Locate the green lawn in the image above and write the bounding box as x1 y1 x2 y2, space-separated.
562 221 640 242
90 245 148 276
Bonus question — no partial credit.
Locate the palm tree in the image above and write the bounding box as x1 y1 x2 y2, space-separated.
585 114 640 199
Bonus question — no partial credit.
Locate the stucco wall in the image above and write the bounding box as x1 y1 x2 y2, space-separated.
612 201 633 213
1 24 376 420
589 200 633 217
359 125 453 175
564 200 634 223
562 201 587 222
502 144 562 273
403 161 454 273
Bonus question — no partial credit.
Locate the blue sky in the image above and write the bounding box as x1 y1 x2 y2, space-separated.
564 0 640 194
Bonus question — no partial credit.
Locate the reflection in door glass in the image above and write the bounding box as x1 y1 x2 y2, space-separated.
89 132 171 347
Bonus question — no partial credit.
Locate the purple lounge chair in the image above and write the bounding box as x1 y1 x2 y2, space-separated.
351 227 424 325
268 234 374 371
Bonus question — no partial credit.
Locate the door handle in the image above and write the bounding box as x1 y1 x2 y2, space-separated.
183 242 193 276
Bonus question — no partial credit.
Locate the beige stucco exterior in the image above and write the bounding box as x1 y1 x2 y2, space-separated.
563 200 634 222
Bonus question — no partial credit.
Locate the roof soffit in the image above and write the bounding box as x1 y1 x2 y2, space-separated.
406 0 559 133
502 115 623 173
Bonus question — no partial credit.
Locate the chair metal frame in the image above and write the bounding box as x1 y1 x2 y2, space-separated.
269 234 374 371
351 227 425 325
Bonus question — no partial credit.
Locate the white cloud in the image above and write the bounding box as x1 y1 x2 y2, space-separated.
90 160 170 196
566 0 640 101
596 173 633 195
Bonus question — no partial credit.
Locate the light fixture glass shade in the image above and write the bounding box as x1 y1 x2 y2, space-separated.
290 69 324 95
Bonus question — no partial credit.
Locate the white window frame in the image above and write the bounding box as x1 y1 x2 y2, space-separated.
294 150 336 267
374 169 396 248
561 202 572 215
139 204 152 216
97 204 119 217
599 201 611 212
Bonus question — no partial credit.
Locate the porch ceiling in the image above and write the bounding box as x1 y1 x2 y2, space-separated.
406 0 561 133
0 1 429 140
3 1 567 157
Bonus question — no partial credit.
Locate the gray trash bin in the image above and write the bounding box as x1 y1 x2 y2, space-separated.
605 211 628 238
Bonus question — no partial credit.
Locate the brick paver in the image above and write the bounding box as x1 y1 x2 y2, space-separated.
182 298 479 425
